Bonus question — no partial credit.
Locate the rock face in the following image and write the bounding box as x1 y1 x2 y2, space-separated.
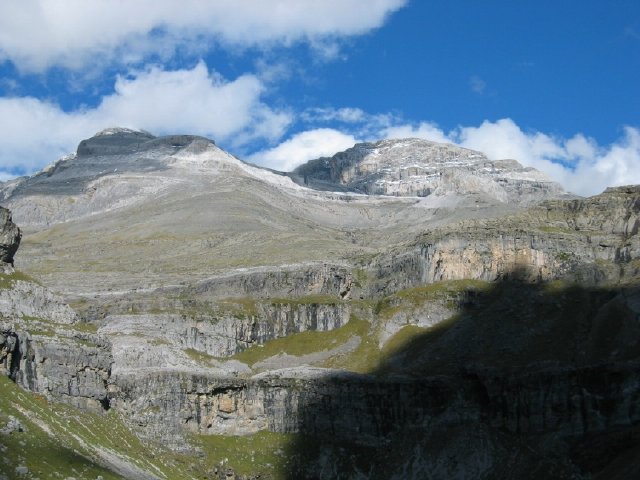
293 138 569 205
0 207 20 267
0 207 111 412
0 128 225 228
0 280 79 324
101 301 350 372
366 185 640 296
0 327 112 411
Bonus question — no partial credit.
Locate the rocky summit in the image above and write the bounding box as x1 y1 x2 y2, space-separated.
0 129 639 479
293 138 570 205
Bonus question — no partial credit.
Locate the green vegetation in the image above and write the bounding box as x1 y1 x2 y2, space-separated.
376 279 490 319
0 270 39 289
0 376 192 479
194 430 295 478
266 294 342 306
216 297 258 317
352 268 368 287
185 347 216 364
323 314 384 373
71 321 99 334
25 327 56 337
543 279 572 294
20 313 100 336
537 225 577 234
232 316 369 367
380 324 426 359
555 251 572 261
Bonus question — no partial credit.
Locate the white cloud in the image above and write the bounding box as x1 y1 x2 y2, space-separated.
0 62 291 175
98 62 291 143
571 126 640 195
0 0 407 72
454 119 640 196
248 128 357 171
381 121 451 144
302 107 366 124
0 97 86 175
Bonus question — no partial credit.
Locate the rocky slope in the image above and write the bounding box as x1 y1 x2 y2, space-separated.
0 130 639 479
2 131 564 297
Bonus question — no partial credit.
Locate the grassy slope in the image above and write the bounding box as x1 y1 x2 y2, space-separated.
0 271 39 289
0 373 308 480
229 280 490 373
0 376 194 479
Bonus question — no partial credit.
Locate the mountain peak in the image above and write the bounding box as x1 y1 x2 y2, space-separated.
293 137 569 205
93 127 154 138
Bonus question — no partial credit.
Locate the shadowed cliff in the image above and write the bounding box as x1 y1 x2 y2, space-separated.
283 271 640 479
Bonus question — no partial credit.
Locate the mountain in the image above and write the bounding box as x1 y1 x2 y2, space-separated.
292 138 571 205
1 129 639 479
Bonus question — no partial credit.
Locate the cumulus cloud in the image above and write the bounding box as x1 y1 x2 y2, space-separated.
0 0 407 72
248 128 357 171
98 62 291 142
0 62 290 175
453 119 640 195
380 121 451 145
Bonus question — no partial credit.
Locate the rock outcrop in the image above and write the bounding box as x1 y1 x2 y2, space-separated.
366 184 640 296
0 280 79 324
293 138 569 205
0 206 112 412
0 326 112 411
100 301 350 372
0 207 20 268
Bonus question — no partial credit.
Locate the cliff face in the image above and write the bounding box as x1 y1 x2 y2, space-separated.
0 206 20 268
0 280 112 413
367 185 640 296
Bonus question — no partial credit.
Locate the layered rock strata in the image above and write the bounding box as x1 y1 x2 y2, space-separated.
294 138 568 204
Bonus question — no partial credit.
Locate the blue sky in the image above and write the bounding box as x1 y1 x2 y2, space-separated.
0 0 638 195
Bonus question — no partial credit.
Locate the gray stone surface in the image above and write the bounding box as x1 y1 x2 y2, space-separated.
293 138 570 204
0 415 24 434
0 207 20 267
366 184 640 296
0 280 78 324
0 324 113 411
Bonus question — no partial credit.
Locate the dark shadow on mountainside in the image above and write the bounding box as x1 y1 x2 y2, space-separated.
283 270 640 479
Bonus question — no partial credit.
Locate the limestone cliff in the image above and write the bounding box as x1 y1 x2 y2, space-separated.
367 184 640 296
0 207 20 268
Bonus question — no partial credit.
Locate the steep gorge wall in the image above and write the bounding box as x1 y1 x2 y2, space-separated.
101 301 351 362
0 327 112 411
110 362 640 449
367 186 640 296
